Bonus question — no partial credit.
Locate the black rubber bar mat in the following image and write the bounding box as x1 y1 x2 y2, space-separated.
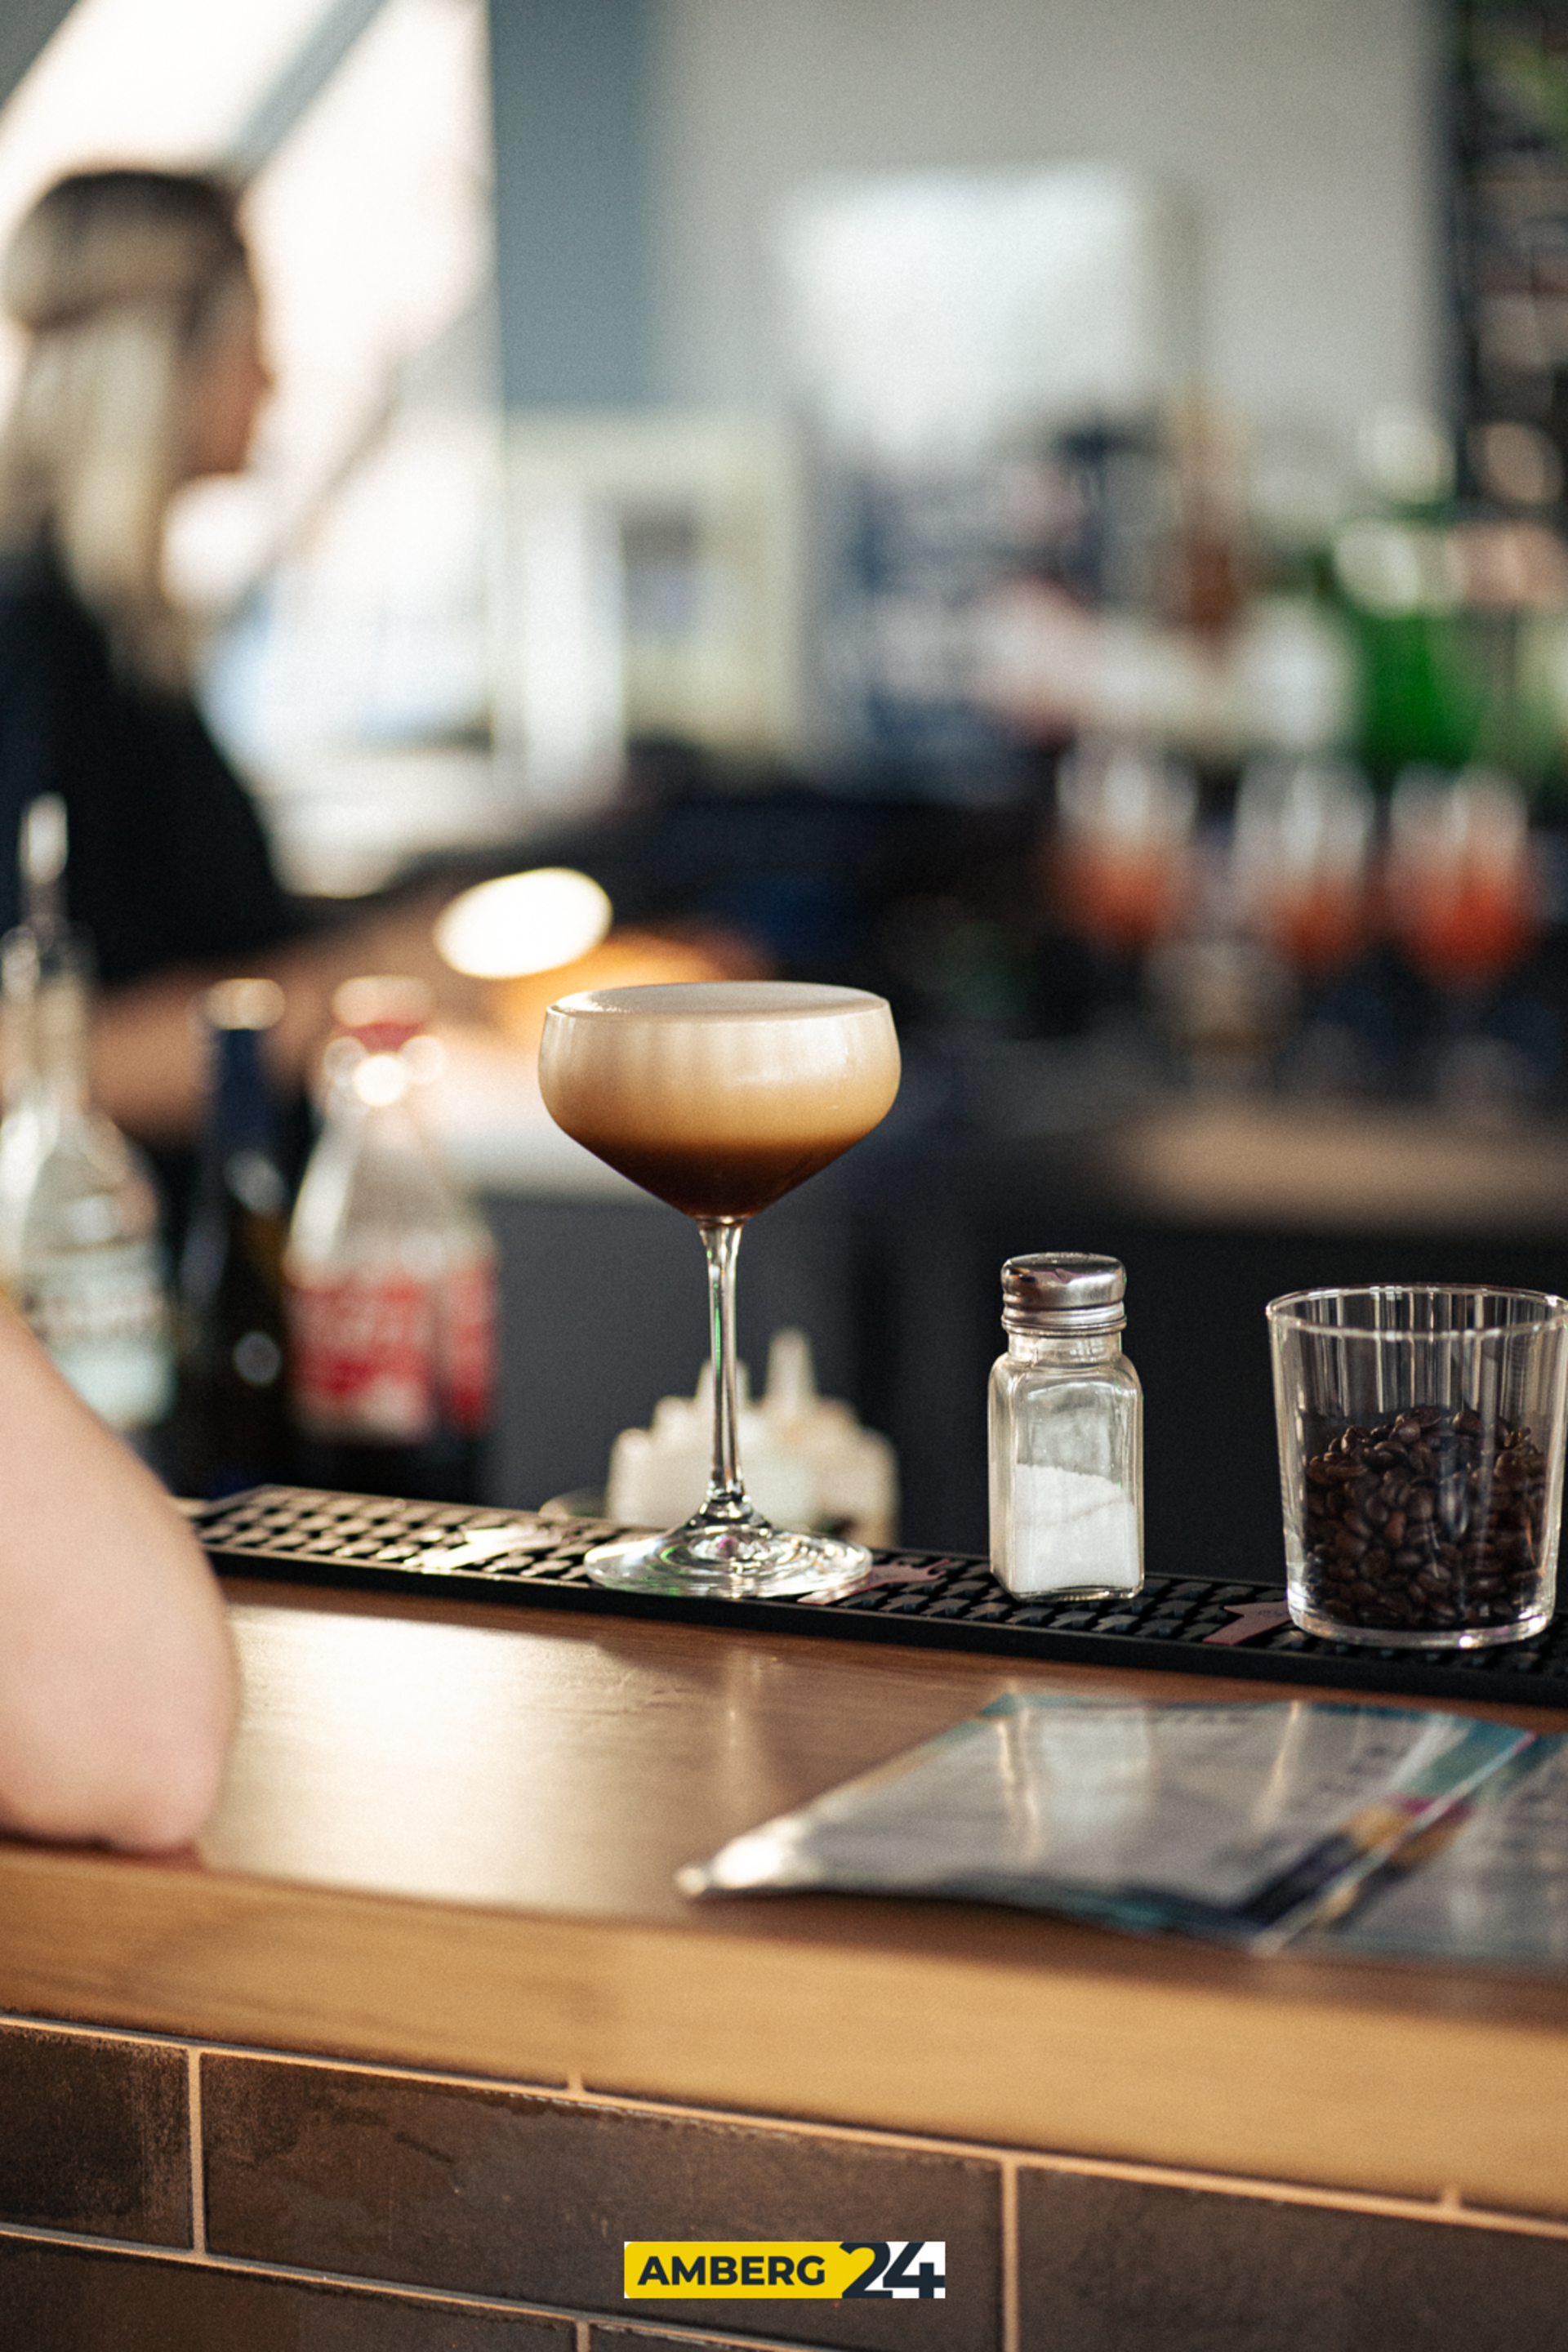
190 1485 1568 1708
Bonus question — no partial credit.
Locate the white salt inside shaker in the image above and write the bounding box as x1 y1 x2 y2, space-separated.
988 1254 1144 1600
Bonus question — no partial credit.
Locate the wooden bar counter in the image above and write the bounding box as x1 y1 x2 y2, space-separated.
2 1577 1568 2350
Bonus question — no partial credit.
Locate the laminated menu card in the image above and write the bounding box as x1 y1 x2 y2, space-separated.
1316 1737 1568 1968
678 1693 1533 1954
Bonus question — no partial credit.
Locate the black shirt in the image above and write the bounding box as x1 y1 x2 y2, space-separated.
0 552 305 986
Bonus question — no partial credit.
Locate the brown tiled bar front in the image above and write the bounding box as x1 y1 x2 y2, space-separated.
3 2015 1568 2351
0 2238 574 2351
200 2054 1001 2350
8 1587 1568 2350
1016 2170 1568 2352
0 2022 188 2245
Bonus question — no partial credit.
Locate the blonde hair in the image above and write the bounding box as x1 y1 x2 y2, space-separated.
0 169 251 692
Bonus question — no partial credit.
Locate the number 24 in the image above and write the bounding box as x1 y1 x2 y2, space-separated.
841 2240 946 2297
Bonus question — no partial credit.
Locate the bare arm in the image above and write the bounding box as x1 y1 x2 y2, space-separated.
0 1307 236 1851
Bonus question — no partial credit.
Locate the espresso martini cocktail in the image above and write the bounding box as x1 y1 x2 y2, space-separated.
540 982 900 1220
539 982 901 1598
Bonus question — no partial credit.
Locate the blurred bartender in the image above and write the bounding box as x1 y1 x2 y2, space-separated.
0 167 461 1144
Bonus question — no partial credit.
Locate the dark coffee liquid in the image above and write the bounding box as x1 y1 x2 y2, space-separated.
564 1127 865 1219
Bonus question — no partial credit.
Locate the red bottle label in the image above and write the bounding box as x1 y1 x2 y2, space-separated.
439 1253 495 1437
288 1273 437 1441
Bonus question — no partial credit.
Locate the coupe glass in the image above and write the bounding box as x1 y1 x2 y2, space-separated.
538 981 901 1598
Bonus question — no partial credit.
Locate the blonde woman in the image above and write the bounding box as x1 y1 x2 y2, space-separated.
0 167 464 1143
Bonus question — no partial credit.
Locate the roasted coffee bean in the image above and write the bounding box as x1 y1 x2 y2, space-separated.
1296 1401 1548 1638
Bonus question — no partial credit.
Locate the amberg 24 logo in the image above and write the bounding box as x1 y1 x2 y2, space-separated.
624 2240 946 2300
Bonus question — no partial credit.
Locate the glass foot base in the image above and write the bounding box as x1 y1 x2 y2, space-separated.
586 1521 870 1601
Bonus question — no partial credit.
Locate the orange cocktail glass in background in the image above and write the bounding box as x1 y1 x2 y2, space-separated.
1049 737 1196 961
1383 768 1539 996
1231 759 1375 982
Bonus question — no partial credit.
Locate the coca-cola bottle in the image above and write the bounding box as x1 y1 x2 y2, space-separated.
284 976 496 1502
175 978 293 1498
0 797 175 1448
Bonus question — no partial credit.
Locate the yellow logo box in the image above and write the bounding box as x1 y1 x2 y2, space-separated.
624 2240 947 2300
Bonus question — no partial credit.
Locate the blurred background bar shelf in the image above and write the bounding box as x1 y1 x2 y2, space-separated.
9 0 1568 1600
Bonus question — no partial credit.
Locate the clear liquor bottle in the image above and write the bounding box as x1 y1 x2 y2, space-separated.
0 798 174 1441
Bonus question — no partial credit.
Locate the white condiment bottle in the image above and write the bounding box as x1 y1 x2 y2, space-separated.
988 1253 1143 1599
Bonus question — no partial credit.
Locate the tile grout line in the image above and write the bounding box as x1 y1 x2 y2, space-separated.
0 2221 844 2349
57 2019 1025 2163
186 2047 207 2256
154 2027 1499 2212
484 2083 1568 2240
0 2222 596 2323
1000 2158 1019 2352
168 2036 1568 2234
8 2011 1568 2242
998 2154 1568 2238
0 2011 208 2056
598 2330 799 2350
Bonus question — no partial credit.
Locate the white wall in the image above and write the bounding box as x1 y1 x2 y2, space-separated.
650 0 1442 452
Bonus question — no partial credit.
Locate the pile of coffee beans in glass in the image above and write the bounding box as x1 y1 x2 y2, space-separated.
1300 1404 1548 1636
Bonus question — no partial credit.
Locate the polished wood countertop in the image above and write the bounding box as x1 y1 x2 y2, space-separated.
2 1579 1568 2214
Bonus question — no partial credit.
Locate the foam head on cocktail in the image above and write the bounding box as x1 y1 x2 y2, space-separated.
537 982 901 1601
538 982 902 1220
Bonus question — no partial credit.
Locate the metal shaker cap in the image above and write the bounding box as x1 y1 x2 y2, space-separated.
1001 1253 1126 1334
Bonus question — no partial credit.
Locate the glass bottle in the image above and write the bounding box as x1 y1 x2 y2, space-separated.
988 1253 1143 1598
284 976 496 1503
0 799 174 1443
175 978 293 1498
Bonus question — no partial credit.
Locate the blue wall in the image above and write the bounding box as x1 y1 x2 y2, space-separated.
0 0 75 111
487 0 655 408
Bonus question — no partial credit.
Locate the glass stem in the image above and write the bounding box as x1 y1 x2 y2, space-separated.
697 1217 754 1521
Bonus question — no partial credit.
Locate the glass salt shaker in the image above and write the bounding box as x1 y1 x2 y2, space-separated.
989 1254 1143 1599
